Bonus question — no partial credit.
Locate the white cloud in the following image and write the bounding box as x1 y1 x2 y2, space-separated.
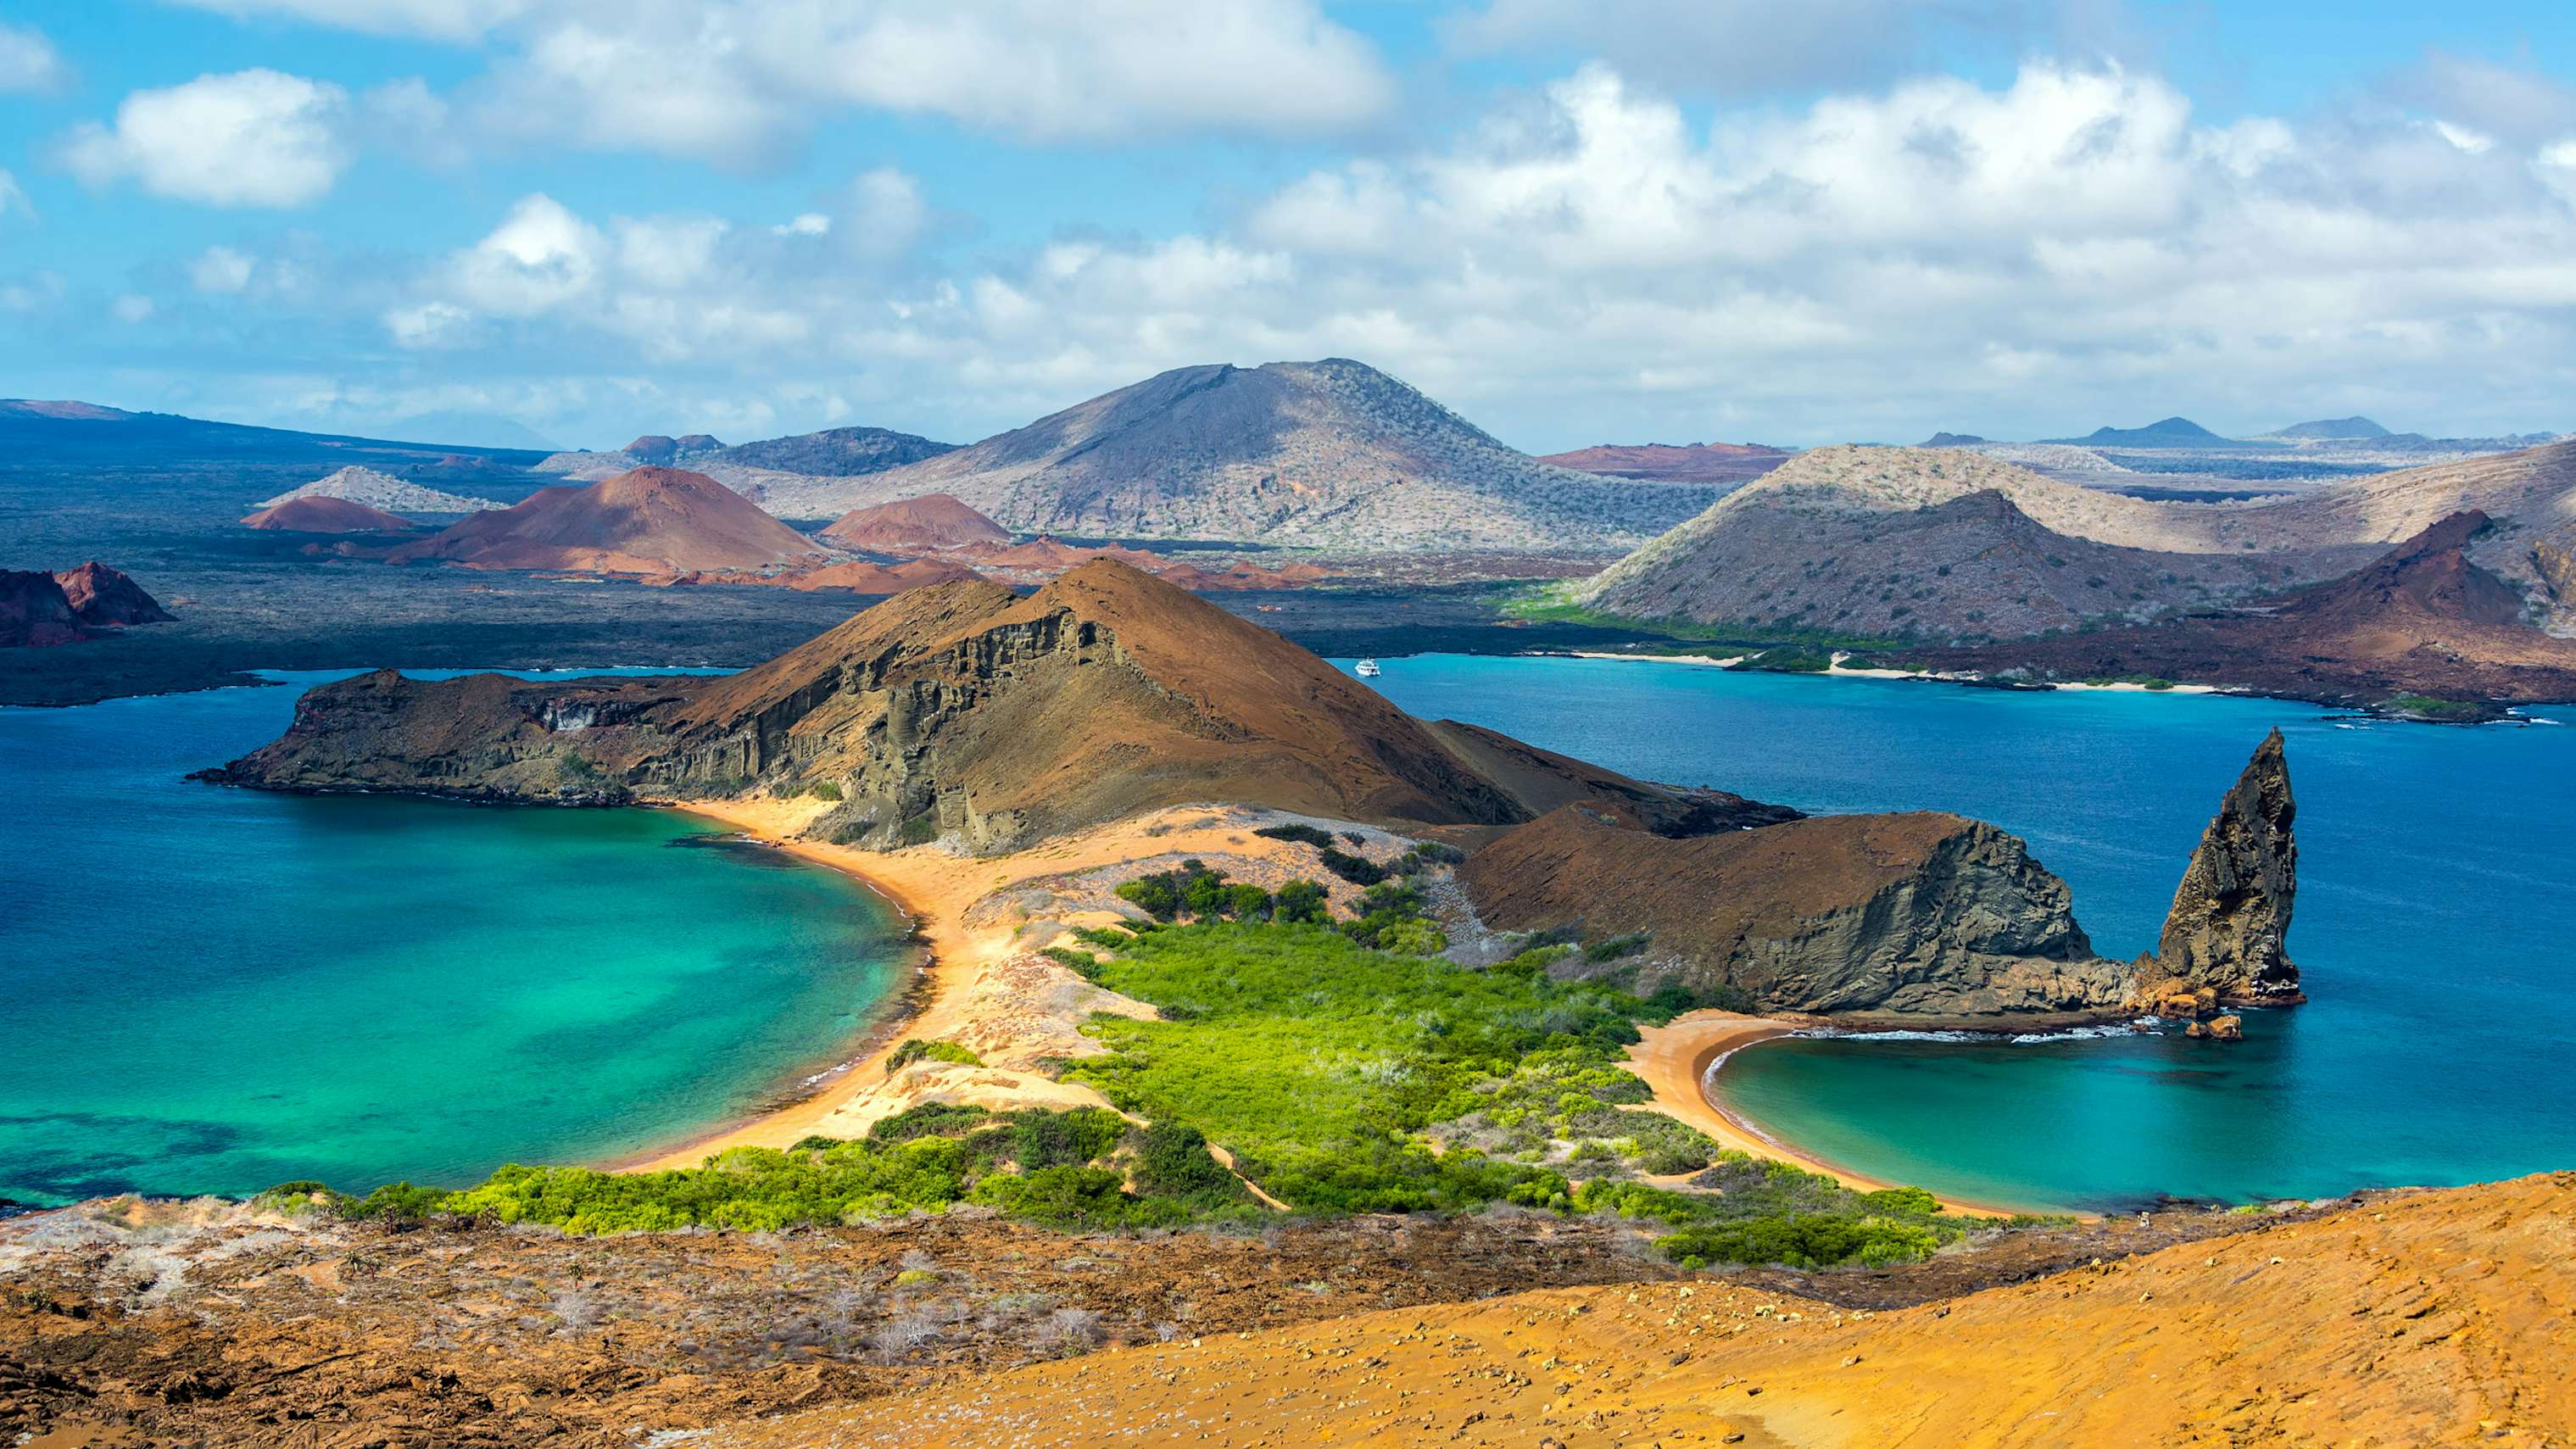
190 247 259 294
58 70 353 207
111 293 157 324
772 213 830 237
0 170 30 226
0 22 70 93
443 193 605 315
177 0 1391 160
1447 0 2036 96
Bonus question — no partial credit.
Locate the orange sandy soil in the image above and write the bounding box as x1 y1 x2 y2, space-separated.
1630 1012 2052 1220
705 1171 2576 1449
622 799 1401 1169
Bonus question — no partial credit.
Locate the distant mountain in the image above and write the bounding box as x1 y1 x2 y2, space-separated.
1572 446 2299 639
0 401 551 467
711 426 956 477
1931 511 2576 706
2267 416 2391 441
254 465 502 515
2049 417 2251 449
385 467 825 575
1534 442 1791 486
1921 432 1988 446
744 359 1726 551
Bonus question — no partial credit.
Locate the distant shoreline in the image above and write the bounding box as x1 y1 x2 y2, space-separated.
1532 648 2222 694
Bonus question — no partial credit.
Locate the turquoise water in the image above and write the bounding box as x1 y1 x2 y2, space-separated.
0 672 909 1207
1357 655 2576 1211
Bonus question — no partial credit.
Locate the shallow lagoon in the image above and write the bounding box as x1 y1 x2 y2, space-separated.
1358 655 2576 1211
0 671 908 1206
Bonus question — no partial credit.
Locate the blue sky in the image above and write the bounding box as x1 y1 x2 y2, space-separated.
4 2 2576 452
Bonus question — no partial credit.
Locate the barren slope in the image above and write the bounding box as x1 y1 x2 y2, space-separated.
240 494 417 532
204 560 1765 850
1575 448 2321 638
740 359 1721 550
708 1172 2576 1449
1929 511 2576 705
384 466 825 575
817 493 1008 551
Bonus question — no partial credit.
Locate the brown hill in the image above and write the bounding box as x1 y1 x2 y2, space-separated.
204 560 1775 851
817 493 1008 551
1536 439 1792 484
383 466 823 575
240 495 417 532
756 359 1723 551
781 557 985 594
1927 510 2576 705
1575 447 2319 638
709 1172 2576 1449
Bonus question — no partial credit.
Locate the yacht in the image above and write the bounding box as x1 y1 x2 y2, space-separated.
1354 658 1381 677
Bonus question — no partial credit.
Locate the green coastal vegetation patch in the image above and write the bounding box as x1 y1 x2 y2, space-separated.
273 857 2013 1270
1501 582 1908 655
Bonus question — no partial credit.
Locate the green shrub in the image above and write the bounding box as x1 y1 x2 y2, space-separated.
898 812 940 846
1254 823 1335 848
886 1039 984 1075
1273 879 1328 924
1584 933 1649 963
807 780 845 800
1316 847 1386 885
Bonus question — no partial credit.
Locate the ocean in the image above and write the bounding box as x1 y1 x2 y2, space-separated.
0 670 908 1207
1357 654 2576 1212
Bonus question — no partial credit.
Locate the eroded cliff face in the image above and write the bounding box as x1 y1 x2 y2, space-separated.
1458 805 2132 1017
2147 728 2301 1005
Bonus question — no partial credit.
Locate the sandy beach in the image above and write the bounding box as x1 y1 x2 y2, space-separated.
1630 1010 2056 1220
621 799 1396 1171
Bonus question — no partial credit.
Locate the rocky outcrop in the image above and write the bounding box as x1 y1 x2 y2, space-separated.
204 560 1762 853
53 562 172 627
2148 729 2301 1005
1458 803 2132 1017
4 563 172 646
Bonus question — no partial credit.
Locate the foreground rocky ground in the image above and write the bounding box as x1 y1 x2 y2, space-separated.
711 1173 2576 1449
0 1190 2369 1447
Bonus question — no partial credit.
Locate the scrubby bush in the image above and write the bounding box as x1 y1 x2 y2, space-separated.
885 1039 984 1075
807 780 845 800
1254 823 1335 848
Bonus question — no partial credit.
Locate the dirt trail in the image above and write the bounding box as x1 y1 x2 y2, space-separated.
706 1172 2576 1449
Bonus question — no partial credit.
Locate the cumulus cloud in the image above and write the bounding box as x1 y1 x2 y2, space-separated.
58 70 353 207
0 170 31 226
64 56 2576 449
0 21 71 93
176 0 1391 159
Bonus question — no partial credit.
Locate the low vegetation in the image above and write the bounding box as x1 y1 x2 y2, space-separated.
281 844 1998 1273
2381 693 2491 722
278 1104 1258 1235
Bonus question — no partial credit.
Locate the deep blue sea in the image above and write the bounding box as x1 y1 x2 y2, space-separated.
0 671 909 1207
1356 655 2576 1212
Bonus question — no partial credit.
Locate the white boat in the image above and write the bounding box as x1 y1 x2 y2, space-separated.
1354 659 1381 677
